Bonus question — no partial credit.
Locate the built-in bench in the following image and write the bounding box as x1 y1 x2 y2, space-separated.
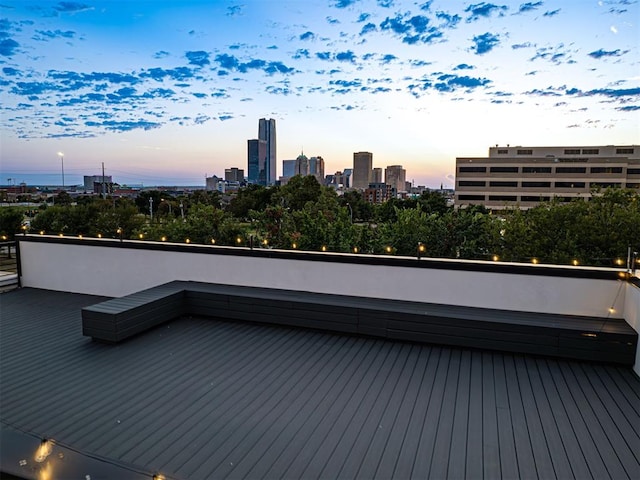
81 280 638 365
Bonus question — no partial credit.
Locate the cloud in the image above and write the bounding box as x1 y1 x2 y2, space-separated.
377 0 394 7
335 50 357 62
434 74 491 92
379 13 444 44
34 29 75 39
293 48 310 59
517 2 544 14
300 31 315 41
357 13 370 22
380 54 397 64
419 1 433 11
470 33 500 54
185 50 210 66
154 51 170 59
326 17 340 24
142 67 194 82
543 9 560 16
588 48 628 59
214 53 294 75
193 114 211 124
453 63 474 70
332 0 359 7
226 5 242 16
53 2 93 13
529 44 575 64
465 3 508 22
435 12 461 28
0 38 19 56
2 66 20 76
84 119 161 132
512 42 534 49
360 23 377 35
219 114 234 121
617 105 640 111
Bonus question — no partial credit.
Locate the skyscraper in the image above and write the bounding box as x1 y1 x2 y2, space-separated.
247 139 266 184
258 118 277 185
352 152 373 189
385 165 407 194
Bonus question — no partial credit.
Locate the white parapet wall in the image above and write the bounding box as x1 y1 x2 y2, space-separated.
625 281 640 376
18 236 629 320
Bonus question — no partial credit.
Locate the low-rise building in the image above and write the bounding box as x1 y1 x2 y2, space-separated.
455 145 640 209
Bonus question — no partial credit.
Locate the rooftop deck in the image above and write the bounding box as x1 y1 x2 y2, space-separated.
1 287 639 479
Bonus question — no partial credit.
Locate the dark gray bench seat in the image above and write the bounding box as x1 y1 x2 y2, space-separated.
81 280 638 365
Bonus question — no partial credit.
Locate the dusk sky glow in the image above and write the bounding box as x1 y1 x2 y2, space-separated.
1 0 638 187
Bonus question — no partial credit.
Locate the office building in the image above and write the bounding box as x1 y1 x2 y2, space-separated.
385 165 407 195
372 168 382 184
295 153 310 177
352 152 373 190
247 139 267 185
456 145 640 209
225 168 244 183
259 118 277 185
309 156 325 184
282 160 296 178
364 182 393 204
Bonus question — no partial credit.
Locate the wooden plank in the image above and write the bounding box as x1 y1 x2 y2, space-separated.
493 355 520 480
465 350 484 479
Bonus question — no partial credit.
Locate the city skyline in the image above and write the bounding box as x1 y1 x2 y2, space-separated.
1 0 638 187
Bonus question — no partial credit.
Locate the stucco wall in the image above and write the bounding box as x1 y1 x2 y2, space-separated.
18 238 627 319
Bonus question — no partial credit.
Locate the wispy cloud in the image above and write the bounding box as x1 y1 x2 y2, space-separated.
588 48 628 59
465 2 508 22
470 33 500 54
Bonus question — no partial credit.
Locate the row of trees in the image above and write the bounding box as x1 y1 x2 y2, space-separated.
2 176 638 266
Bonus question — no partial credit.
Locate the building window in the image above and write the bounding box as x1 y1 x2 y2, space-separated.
517 149 533 155
497 149 508 154
489 181 518 187
555 182 585 188
459 180 486 187
591 182 621 188
590 167 623 174
628 168 640 175
490 166 519 173
522 167 552 173
582 148 599 154
459 195 485 201
557 158 588 162
488 195 517 201
522 181 551 188
564 149 581 154
556 167 587 174
616 148 634 154
521 196 551 202
459 166 487 173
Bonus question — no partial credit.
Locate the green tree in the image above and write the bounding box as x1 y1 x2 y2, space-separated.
0 207 24 239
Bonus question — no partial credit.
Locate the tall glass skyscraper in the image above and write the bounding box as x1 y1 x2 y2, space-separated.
258 118 276 185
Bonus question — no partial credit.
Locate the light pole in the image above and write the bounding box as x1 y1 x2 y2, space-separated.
57 152 65 189
149 197 153 222
180 202 185 222
346 202 353 223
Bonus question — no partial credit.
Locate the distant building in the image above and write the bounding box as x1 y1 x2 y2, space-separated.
247 139 267 185
282 159 296 178
343 168 353 189
385 165 407 195
295 153 310 177
455 145 640 209
225 168 244 183
364 182 393 204
259 118 277 185
206 175 224 192
352 152 373 190
83 175 113 194
372 168 383 184
309 156 325 184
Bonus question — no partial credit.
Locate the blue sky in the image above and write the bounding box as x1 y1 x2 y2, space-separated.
1 0 638 187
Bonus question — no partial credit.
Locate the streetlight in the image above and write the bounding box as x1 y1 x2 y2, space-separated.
149 197 153 222
57 152 65 188
346 202 353 223
180 202 185 222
